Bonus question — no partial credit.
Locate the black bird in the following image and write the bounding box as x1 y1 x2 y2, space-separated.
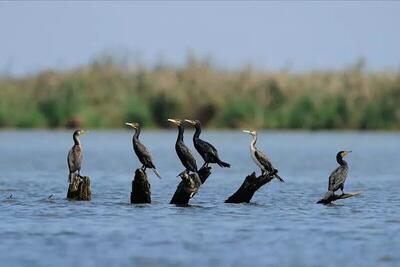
328 150 351 194
67 129 86 184
125 122 161 179
185 119 230 168
168 119 198 175
243 130 284 182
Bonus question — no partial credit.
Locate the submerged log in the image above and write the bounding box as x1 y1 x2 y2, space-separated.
225 172 276 203
317 191 361 204
67 174 91 201
131 169 151 204
170 166 212 205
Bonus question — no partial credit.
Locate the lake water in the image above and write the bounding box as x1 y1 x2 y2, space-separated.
0 130 399 267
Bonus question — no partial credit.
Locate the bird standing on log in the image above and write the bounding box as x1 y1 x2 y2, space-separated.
242 130 284 182
185 119 230 168
67 129 86 184
327 151 351 194
168 119 198 175
125 122 161 179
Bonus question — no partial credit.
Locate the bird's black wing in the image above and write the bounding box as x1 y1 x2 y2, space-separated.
254 149 273 172
176 142 197 172
135 141 156 169
197 139 219 159
328 165 348 191
67 145 82 172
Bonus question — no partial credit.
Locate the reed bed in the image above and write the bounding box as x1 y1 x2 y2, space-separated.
1 56 399 129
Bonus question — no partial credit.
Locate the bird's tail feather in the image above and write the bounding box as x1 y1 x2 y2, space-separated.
217 159 231 168
317 190 334 204
152 168 162 179
274 173 284 182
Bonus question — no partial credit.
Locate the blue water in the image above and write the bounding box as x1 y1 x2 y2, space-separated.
0 130 399 267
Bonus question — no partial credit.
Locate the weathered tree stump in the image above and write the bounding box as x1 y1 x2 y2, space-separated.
131 169 151 204
170 166 212 205
225 172 276 203
317 191 361 204
170 172 202 205
67 174 91 201
197 166 212 184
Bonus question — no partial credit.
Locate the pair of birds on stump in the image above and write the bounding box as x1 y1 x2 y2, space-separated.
67 123 351 196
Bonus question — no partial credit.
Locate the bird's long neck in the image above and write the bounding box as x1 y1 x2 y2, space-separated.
177 125 184 143
133 127 141 141
250 134 257 150
337 155 347 166
193 124 201 140
73 134 81 146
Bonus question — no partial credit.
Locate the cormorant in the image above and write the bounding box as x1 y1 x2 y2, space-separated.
168 119 198 175
125 122 161 179
328 151 351 194
185 119 230 168
243 130 284 182
67 129 86 184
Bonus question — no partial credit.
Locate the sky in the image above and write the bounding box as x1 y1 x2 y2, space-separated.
0 1 399 76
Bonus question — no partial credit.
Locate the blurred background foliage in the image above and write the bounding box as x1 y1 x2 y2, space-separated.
0 54 399 130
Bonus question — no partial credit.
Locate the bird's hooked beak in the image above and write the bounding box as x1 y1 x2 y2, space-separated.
125 122 139 129
242 129 256 136
342 151 352 157
184 119 196 125
167 119 181 126
80 130 87 135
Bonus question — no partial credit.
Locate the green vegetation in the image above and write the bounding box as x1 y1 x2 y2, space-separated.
0 56 399 129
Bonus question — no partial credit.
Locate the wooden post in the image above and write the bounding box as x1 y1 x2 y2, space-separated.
67 174 91 201
131 169 151 204
225 172 276 203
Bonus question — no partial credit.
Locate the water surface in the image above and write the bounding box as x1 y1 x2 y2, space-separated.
0 130 399 267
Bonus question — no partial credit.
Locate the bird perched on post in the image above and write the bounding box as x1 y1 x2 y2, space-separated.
185 119 230 168
242 130 284 182
168 119 198 175
327 151 351 195
125 122 161 179
67 129 86 184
